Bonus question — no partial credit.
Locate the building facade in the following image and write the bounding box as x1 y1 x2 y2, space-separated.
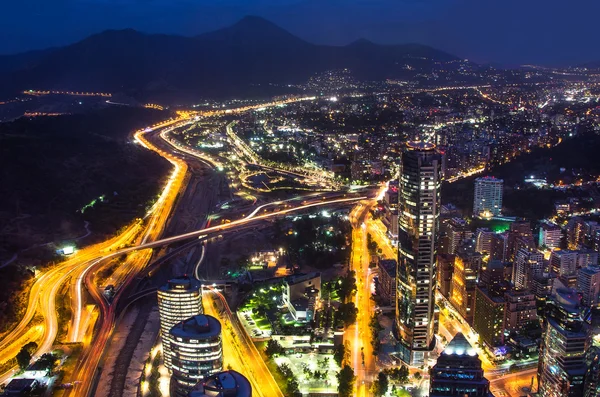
473 287 506 348
473 176 503 218
504 289 537 333
577 266 600 308
169 315 223 396
539 222 562 250
158 276 204 370
396 141 442 365
538 288 588 397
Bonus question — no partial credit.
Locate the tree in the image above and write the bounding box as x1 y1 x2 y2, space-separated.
372 371 389 397
16 342 38 370
337 365 356 397
337 271 357 302
337 302 358 327
334 343 346 366
414 372 422 380
16 348 31 370
265 339 284 358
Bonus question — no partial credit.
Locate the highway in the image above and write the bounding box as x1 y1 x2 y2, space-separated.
348 200 378 397
0 95 359 394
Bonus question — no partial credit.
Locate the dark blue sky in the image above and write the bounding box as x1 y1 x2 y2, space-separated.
2 0 599 65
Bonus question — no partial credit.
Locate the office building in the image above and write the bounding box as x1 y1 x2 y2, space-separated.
449 248 482 324
490 232 508 262
158 276 204 370
189 370 252 397
513 248 545 290
539 222 562 250
473 176 503 218
538 288 588 397
283 272 321 322
475 228 494 255
437 254 454 298
584 335 600 397
429 333 494 397
479 259 505 289
550 250 579 277
170 315 223 396
504 289 537 333
396 141 442 365
444 218 472 255
578 266 600 308
507 221 534 261
377 259 397 306
473 287 506 348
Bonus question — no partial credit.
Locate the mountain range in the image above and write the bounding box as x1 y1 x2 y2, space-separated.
0 16 458 100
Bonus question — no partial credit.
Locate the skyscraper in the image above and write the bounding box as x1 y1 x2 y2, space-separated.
158 276 204 370
170 314 223 396
429 333 494 397
396 141 442 365
473 176 503 218
538 288 589 397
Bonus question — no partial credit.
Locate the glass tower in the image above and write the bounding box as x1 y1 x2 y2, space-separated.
395 141 441 365
158 276 203 370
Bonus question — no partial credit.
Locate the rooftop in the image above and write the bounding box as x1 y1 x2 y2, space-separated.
442 333 477 357
160 275 202 293
406 141 436 150
170 314 221 339
189 370 252 397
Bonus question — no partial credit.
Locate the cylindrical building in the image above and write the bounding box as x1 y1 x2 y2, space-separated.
170 314 223 396
158 276 203 370
188 370 252 397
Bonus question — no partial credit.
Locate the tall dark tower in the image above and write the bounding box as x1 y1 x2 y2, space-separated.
395 141 442 365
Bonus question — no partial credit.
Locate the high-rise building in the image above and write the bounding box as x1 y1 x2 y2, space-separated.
479 259 506 289
377 259 397 306
550 250 579 277
396 141 442 365
507 221 535 261
538 288 589 397
473 176 503 218
513 248 545 289
475 228 494 255
577 266 600 308
504 289 537 333
567 218 598 250
539 222 562 250
170 315 223 396
188 370 252 397
437 254 454 298
473 287 506 348
490 232 508 262
429 333 494 397
158 276 203 370
449 248 482 324
444 218 472 255
584 335 600 397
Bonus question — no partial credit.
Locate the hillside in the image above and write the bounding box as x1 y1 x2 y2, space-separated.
0 16 458 100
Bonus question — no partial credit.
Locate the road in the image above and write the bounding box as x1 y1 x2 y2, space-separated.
203 288 284 397
489 369 537 397
348 200 378 397
0 95 363 393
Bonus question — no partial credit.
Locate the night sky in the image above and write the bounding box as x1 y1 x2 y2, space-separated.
2 0 599 66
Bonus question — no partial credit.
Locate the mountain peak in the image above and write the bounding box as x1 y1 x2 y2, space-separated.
348 38 376 47
196 15 309 48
